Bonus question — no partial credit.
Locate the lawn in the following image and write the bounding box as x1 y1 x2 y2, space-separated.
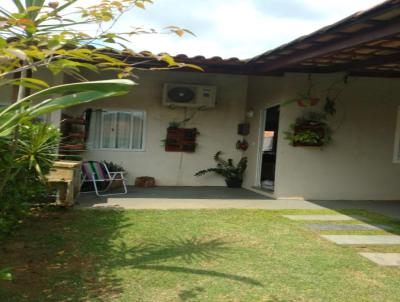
0 209 399 302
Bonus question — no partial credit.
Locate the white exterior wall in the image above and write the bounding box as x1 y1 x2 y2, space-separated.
65 70 248 186
244 73 400 200
3 66 400 199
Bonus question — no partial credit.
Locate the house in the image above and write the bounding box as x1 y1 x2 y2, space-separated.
17 0 400 200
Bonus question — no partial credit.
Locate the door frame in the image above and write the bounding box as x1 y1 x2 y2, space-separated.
255 103 281 188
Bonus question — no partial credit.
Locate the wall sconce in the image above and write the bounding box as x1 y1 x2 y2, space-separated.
246 109 254 119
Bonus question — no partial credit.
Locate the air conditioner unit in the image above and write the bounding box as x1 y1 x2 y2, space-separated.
163 83 217 108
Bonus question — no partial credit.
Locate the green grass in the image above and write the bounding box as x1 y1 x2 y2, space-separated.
0 209 399 302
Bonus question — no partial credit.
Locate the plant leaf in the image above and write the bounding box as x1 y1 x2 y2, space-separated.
0 80 135 137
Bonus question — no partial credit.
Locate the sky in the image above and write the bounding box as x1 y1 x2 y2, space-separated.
3 0 387 59
112 0 386 59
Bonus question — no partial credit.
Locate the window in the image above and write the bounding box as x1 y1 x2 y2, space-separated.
87 110 146 151
394 106 400 163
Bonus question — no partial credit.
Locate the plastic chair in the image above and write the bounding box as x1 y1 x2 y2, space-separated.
81 161 127 196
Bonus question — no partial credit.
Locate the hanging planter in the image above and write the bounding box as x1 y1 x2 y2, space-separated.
296 77 320 107
285 113 332 147
296 97 320 107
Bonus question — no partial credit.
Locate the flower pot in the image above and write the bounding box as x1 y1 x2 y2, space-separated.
297 98 320 107
135 176 155 188
225 178 243 188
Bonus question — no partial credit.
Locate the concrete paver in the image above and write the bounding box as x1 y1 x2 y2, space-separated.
305 224 385 231
282 215 357 221
321 235 400 245
359 253 400 266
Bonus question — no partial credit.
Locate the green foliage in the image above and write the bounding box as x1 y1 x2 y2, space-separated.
195 151 248 181
104 161 125 172
0 121 60 237
0 267 12 281
324 97 337 116
0 0 198 241
168 121 181 129
0 0 199 88
15 121 60 175
285 130 322 145
0 79 135 137
284 112 332 147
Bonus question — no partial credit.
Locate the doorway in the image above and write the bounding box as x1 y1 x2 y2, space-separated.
259 105 280 191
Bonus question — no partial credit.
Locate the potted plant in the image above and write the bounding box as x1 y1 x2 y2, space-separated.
285 112 332 147
296 96 320 107
104 161 125 173
104 161 126 189
295 82 320 107
195 151 247 188
168 121 181 130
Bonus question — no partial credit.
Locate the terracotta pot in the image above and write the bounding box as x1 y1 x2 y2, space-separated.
297 98 320 107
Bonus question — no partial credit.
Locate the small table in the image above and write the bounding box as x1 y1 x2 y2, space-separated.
46 161 82 206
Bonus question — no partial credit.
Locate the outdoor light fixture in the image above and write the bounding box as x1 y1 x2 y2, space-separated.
246 109 254 119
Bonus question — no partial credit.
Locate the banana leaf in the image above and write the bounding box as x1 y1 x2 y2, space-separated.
0 79 135 137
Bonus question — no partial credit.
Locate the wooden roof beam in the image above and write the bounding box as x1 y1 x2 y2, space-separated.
256 18 400 73
330 52 400 72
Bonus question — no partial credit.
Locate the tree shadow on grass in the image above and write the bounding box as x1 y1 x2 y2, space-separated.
0 209 129 302
107 237 262 286
0 208 262 302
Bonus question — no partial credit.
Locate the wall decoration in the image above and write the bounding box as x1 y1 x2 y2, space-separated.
284 112 332 147
165 128 198 152
238 123 250 135
236 139 249 151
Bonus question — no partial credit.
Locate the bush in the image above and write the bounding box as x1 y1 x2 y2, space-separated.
0 122 60 238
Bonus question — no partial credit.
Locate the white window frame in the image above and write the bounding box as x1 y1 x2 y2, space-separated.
393 106 400 163
93 109 147 152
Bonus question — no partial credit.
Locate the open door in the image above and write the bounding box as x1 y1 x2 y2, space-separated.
260 105 280 191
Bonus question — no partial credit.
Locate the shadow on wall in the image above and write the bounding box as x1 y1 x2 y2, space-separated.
0 209 262 302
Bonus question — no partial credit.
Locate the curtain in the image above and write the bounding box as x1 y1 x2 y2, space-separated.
87 110 145 150
86 110 102 149
102 112 117 148
116 112 131 149
132 112 144 149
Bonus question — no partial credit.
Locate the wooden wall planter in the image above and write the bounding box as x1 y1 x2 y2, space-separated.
165 128 197 152
293 124 325 147
62 144 85 150
60 114 87 154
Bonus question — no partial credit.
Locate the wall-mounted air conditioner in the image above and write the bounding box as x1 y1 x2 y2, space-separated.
162 83 217 108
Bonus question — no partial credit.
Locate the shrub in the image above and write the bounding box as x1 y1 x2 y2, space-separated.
0 122 60 238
